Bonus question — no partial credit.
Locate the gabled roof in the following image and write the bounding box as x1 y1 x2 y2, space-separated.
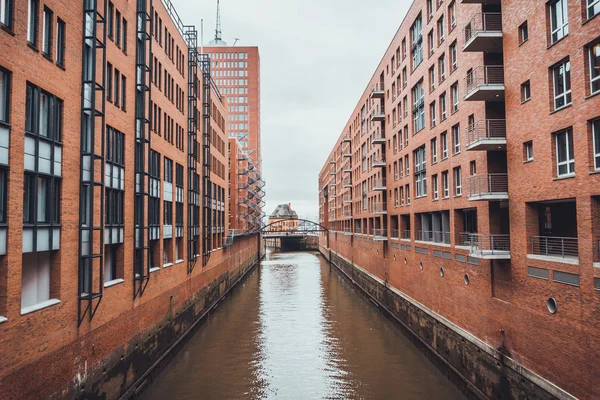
270 204 298 219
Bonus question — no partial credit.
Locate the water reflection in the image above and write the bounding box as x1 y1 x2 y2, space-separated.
141 251 464 400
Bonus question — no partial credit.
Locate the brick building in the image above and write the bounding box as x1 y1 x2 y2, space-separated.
0 0 261 398
319 0 600 398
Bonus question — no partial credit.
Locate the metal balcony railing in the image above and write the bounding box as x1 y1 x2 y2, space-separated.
465 65 505 95
373 176 386 190
372 202 387 214
371 105 385 119
372 156 386 168
401 230 411 240
371 82 385 96
390 229 399 239
373 228 388 238
372 132 385 144
467 119 506 146
530 236 578 259
342 178 352 188
342 192 352 203
468 173 508 198
342 134 351 143
464 13 502 43
458 232 511 255
416 230 451 244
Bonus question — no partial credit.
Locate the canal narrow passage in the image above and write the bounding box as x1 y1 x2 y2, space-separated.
141 251 465 399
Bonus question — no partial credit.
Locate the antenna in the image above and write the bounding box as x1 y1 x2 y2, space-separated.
215 0 222 42
233 38 240 46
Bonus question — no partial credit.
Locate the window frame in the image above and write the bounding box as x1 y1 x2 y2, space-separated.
27 0 39 47
56 18 65 67
549 0 569 44
452 124 460 154
0 0 13 30
519 21 529 44
42 6 52 57
589 42 600 96
552 59 571 110
453 167 462 196
588 0 600 19
0 66 10 124
555 128 575 176
592 119 600 170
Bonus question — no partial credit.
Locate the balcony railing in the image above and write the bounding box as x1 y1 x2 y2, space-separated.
342 163 352 173
373 228 388 239
401 230 411 240
371 82 385 97
371 105 385 121
371 132 385 144
342 178 352 188
467 173 508 200
373 177 387 190
466 119 507 150
372 202 387 214
342 134 351 143
391 229 399 239
458 232 511 258
372 156 386 168
416 230 451 244
342 192 352 203
465 66 505 97
464 13 502 44
530 236 578 259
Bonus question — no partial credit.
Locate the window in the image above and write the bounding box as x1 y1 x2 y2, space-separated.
438 54 446 82
442 171 449 198
402 38 407 60
164 157 173 227
0 0 13 29
107 2 113 39
431 137 438 163
430 101 436 127
437 16 445 45
362 182 367 210
521 80 531 102
122 18 127 52
450 41 458 71
56 19 65 67
441 131 448 159
427 0 433 20
411 15 423 69
549 0 568 44
428 31 435 56
429 66 435 92
121 75 126 110
440 92 447 120
453 167 462 196
0 67 9 124
451 83 459 112
448 1 456 30
432 174 439 200
552 60 571 110
27 0 39 46
105 126 124 229
414 146 427 197
524 141 533 161
115 10 121 47
114 69 120 107
470 160 477 176
588 0 600 19
452 124 460 154
412 81 425 133
361 143 367 172
519 21 528 44
593 118 600 170
42 7 52 56
555 128 574 176
25 82 62 142
589 42 600 95
21 252 55 311
107 63 113 101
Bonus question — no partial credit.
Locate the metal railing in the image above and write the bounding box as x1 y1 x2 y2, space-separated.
371 131 385 144
371 104 385 118
468 173 508 198
373 176 387 189
391 229 399 238
373 228 388 237
530 236 578 258
372 202 387 214
371 82 385 94
458 232 510 255
342 178 352 187
372 156 386 167
401 230 411 240
466 65 505 95
464 13 502 43
467 119 506 146
416 230 451 244
342 192 352 203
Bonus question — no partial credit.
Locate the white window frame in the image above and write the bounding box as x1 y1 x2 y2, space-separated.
450 42 458 70
555 129 575 176
442 171 449 198
431 138 438 163
441 133 448 159
588 0 600 19
589 43 600 95
549 0 569 44
454 167 462 196
525 141 533 161
0 0 12 28
432 174 439 200
592 119 600 170
451 84 459 112
430 102 436 127
552 60 571 110
452 125 460 154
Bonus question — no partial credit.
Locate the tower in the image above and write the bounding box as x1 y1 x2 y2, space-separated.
209 0 227 46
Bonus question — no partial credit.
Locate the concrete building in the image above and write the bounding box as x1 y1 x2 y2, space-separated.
318 0 600 399
0 0 261 398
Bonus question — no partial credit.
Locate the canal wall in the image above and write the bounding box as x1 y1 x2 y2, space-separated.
319 245 575 400
0 236 262 400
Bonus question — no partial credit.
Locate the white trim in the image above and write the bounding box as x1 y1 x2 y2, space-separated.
163 262 174 268
21 298 60 315
104 278 124 288
527 254 579 265
593 262 600 269
0 316 7 324
149 267 161 273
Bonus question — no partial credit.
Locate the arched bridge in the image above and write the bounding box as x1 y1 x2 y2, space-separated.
261 219 328 251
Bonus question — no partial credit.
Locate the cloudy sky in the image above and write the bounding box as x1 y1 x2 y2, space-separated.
172 0 411 221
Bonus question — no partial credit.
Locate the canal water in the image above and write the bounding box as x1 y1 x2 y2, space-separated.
141 251 465 400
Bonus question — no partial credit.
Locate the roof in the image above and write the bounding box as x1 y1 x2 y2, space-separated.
270 204 298 219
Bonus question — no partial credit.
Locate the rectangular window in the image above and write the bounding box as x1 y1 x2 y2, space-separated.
412 81 425 133
450 41 458 71
593 118 600 170
56 19 65 67
440 92 447 120
437 16 445 45
555 128 574 176
451 83 459 112
107 63 113 101
432 174 439 200
453 167 462 196
429 66 435 92
122 18 127 52
524 140 533 161
411 15 423 70
107 2 113 39
427 0 433 20
121 75 126 111
431 137 438 163
452 124 460 154
549 0 568 44
448 1 456 29
115 10 121 47
27 0 39 46
470 160 477 176
105 126 124 228
439 54 446 82
430 101 436 127
414 146 427 197
519 21 528 44
25 82 62 142
588 0 600 19
0 0 13 29
42 7 52 56
552 59 571 110
441 132 448 159
0 67 9 124
114 69 120 107
589 42 600 95
428 31 434 56
521 80 531 102
442 171 449 198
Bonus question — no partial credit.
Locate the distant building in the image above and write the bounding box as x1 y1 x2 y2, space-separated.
269 204 299 231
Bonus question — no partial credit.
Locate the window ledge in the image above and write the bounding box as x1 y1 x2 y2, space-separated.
0 316 7 324
518 38 528 47
589 170 600 176
42 53 53 62
21 298 61 315
582 13 599 26
593 262 600 269
585 91 600 101
57 63 66 71
149 267 161 273
521 98 531 105
553 173 575 181
104 278 124 288
1 24 15 36
163 262 174 269
550 103 572 115
547 34 568 50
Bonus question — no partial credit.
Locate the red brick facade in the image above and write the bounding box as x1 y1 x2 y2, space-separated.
319 0 600 398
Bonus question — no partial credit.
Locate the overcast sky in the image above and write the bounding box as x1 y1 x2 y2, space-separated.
172 0 411 221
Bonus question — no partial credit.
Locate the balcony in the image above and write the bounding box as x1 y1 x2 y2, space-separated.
342 145 352 158
390 229 399 239
530 236 578 264
342 207 352 219
342 163 352 174
416 230 451 245
370 105 385 122
372 156 386 168
371 132 385 145
342 192 352 204
372 202 387 215
329 158 336 165
373 229 388 241
370 82 385 98
465 66 505 101
401 230 411 240
458 233 511 259
373 177 387 191
342 135 351 143
342 178 352 189
466 120 506 151
463 13 503 53
467 173 508 201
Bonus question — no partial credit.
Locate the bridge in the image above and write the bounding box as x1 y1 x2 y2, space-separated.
261 219 328 251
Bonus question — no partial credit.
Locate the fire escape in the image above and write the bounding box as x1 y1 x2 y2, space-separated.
77 0 108 325
237 154 266 234
199 54 213 267
370 80 388 242
133 0 153 298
